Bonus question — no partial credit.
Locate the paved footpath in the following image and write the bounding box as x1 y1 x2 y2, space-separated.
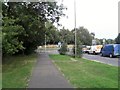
28 53 73 88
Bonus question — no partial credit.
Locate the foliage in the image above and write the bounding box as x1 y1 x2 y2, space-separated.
58 42 68 55
2 2 65 55
2 17 25 55
115 33 120 44
59 27 74 44
95 38 115 45
106 39 115 44
46 26 90 45
72 27 93 45
95 38 101 45
45 26 93 46
45 21 60 44
72 40 82 58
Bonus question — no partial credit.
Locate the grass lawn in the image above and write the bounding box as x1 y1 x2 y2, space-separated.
2 53 37 88
49 54 118 88
0 72 1 89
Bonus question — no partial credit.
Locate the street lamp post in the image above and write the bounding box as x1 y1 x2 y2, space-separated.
45 34 46 52
45 22 46 52
74 0 77 58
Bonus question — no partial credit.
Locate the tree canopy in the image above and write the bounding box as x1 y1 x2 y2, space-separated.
115 33 120 44
2 2 66 55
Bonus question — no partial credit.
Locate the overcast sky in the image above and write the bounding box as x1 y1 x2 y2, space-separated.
58 0 119 39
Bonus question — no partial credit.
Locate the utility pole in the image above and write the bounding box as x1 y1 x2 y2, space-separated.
45 22 46 52
45 34 46 52
74 0 77 58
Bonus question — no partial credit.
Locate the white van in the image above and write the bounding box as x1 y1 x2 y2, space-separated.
88 45 103 54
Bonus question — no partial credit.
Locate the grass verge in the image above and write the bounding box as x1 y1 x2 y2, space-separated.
2 53 37 88
49 54 118 88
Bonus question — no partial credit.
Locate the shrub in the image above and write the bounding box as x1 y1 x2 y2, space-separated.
58 42 68 55
72 41 83 58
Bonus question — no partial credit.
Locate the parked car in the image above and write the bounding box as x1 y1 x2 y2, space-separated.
88 45 103 54
101 44 120 58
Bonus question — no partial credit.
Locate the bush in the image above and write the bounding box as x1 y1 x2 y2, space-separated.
72 41 83 58
58 42 68 55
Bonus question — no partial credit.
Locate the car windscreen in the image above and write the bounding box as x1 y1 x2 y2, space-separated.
114 44 120 52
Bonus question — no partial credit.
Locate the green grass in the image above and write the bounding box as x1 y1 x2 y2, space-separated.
0 72 2 89
49 54 118 88
2 54 37 88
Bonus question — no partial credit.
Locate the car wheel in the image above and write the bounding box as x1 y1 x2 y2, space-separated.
101 53 104 57
93 51 96 55
109 54 113 58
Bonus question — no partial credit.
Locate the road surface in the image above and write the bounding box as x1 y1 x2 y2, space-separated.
83 54 120 66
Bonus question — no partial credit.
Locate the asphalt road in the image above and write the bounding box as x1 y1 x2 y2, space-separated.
83 54 120 66
36 48 120 66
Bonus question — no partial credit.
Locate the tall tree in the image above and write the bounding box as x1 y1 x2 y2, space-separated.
106 39 115 44
45 21 60 44
76 27 92 45
115 33 120 44
59 27 73 44
2 2 66 55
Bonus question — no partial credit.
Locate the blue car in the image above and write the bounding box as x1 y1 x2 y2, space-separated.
101 44 120 58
